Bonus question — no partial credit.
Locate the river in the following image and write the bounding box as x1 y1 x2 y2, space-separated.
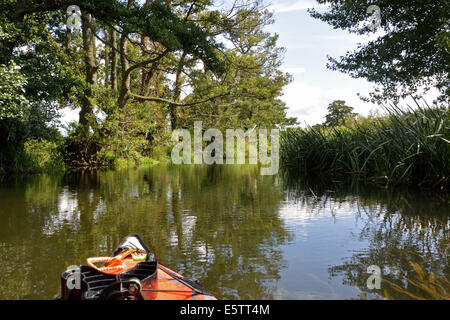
0 165 448 299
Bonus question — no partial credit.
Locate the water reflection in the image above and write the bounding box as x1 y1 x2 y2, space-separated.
282 175 449 299
0 166 291 299
0 166 448 299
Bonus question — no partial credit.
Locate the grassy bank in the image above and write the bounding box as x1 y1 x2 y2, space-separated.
280 105 449 189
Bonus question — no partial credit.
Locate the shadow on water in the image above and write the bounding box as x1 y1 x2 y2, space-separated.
0 166 448 299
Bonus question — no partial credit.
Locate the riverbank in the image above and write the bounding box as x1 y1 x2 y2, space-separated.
280 105 449 190
2 105 449 191
0 138 161 175
0 139 65 175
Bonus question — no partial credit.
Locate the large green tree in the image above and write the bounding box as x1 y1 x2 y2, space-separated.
1 0 295 169
309 1 450 103
175 5 297 130
0 5 75 162
324 100 356 127
1 0 228 166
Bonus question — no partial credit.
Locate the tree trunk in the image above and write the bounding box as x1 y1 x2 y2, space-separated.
79 11 97 131
66 28 72 49
140 0 152 96
169 51 186 130
110 28 118 93
118 0 134 109
104 29 110 85
118 33 130 109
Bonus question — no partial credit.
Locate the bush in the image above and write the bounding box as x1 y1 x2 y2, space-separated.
23 139 65 173
0 139 64 174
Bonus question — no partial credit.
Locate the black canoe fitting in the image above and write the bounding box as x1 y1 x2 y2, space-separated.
60 261 158 300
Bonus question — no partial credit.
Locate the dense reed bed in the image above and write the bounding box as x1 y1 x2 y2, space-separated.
280 105 449 189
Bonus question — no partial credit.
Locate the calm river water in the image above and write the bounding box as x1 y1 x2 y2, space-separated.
0 165 448 299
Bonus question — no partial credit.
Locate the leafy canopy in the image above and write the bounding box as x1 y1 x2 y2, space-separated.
309 0 450 103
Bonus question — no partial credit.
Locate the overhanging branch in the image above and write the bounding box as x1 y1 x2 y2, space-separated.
130 92 231 106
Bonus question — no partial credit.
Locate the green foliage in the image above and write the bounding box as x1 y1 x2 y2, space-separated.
0 57 65 173
100 0 225 71
0 138 64 174
0 7 79 173
62 122 102 168
96 97 169 166
324 100 356 127
0 1 299 173
114 157 136 170
177 7 297 130
309 0 450 102
0 61 28 120
280 104 450 188
23 139 65 173
62 97 165 169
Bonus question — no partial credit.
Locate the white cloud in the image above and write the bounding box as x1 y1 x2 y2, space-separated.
317 30 385 43
283 43 318 49
282 67 307 74
281 80 442 127
280 81 377 126
269 1 326 14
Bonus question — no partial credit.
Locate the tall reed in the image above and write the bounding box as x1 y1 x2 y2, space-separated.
280 104 449 188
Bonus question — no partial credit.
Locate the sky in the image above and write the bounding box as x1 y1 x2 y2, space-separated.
59 0 434 128
266 0 380 126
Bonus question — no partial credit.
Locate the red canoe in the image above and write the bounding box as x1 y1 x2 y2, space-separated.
60 234 217 300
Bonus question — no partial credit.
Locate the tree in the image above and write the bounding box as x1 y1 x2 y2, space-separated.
309 1 450 103
324 100 356 127
1 0 228 166
176 6 298 130
0 61 28 121
0 0 296 169
0 8 74 145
